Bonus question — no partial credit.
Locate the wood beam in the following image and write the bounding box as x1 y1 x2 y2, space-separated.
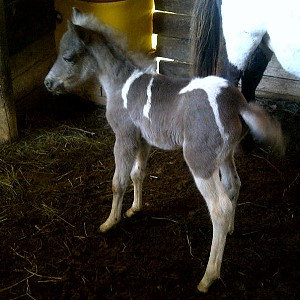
0 0 17 143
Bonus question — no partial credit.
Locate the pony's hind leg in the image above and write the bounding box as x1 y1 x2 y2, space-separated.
220 152 241 234
99 133 138 233
192 169 234 293
125 139 151 218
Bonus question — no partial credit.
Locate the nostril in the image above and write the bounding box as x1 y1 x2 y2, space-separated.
44 79 53 90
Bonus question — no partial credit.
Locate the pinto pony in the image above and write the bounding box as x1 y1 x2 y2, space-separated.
45 9 284 293
190 0 300 101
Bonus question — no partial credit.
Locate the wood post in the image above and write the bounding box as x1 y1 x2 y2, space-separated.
0 0 17 143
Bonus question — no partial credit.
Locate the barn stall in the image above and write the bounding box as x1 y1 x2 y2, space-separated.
0 0 299 298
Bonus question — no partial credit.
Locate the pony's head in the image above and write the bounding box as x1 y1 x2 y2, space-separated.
45 8 155 95
44 8 104 94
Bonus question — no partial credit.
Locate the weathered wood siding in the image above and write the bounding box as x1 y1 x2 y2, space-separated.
154 0 300 100
4 0 56 103
10 34 56 102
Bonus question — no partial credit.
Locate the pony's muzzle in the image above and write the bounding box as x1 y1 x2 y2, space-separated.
44 77 64 93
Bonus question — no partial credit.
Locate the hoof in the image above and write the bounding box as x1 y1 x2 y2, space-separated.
99 219 118 233
99 223 110 233
228 223 235 235
197 282 208 293
125 208 137 218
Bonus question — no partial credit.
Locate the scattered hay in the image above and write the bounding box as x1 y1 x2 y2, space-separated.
0 95 299 298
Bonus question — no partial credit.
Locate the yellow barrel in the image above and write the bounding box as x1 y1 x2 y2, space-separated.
54 0 154 53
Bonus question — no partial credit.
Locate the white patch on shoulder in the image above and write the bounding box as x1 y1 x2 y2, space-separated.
179 76 229 140
143 77 154 119
122 70 144 109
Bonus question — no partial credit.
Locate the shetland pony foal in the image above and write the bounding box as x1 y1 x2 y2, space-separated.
45 9 284 293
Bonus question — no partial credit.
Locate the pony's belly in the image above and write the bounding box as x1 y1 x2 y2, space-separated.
140 127 182 151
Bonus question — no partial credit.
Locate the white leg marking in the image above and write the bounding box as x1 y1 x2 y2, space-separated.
220 153 241 234
193 170 233 292
122 69 144 109
126 141 151 218
179 76 229 140
143 77 154 119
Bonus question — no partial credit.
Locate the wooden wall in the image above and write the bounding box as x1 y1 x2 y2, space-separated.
4 0 56 104
154 0 300 101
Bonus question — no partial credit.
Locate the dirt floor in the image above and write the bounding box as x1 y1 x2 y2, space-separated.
0 92 299 299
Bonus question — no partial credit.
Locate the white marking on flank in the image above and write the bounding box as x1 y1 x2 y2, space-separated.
122 70 144 108
179 76 229 140
143 77 154 119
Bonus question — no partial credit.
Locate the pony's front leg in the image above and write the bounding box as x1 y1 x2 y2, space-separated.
125 139 151 218
99 134 138 233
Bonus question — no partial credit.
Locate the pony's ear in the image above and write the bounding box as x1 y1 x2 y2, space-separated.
67 20 92 45
72 7 82 20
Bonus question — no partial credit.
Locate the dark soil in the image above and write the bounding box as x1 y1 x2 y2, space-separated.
0 92 299 299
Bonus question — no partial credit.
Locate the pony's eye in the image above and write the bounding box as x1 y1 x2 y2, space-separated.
63 55 73 62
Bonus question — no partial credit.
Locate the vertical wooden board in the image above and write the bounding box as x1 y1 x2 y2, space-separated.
0 0 17 142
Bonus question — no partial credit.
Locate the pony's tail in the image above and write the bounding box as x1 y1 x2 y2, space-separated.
190 0 222 77
240 103 285 156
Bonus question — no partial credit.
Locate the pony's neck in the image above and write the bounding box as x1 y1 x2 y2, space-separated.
91 43 138 99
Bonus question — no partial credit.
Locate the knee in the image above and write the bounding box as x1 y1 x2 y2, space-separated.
130 170 142 182
221 196 234 218
130 164 145 183
112 177 127 194
211 198 233 226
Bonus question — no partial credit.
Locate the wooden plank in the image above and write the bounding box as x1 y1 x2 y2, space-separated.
159 60 300 100
156 36 189 62
159 60 190 77
10 34 55 80
155 0 193 15
153 11 190 39
256 76 300 101
264 56 299 81
11 33 56 101
0 0 17 142
157 36 300 82
13 54 56 101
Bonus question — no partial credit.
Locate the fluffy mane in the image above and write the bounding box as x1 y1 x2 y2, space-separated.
72 10 155 72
